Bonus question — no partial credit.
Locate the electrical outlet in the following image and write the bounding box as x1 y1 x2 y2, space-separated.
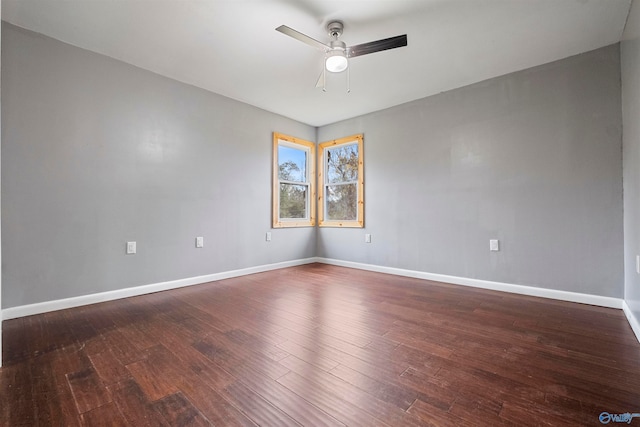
489 239 499 251
266 232 272 242
126 241 136 254
196 236 204 248
365 233 372 243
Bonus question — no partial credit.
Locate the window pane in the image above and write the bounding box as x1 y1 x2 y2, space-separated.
326 143 358 184
326 183 357 221
279 183 307 219
278 145 307 182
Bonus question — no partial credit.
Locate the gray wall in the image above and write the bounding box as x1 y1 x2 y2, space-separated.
317 45 624 297
1 22 627 309
1 2 4 366
1 24 316 308
622 0 640 323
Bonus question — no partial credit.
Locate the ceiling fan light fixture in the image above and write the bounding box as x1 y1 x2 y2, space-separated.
325 50 348 73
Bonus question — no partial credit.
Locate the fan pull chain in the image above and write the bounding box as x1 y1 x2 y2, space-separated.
323 67 327 92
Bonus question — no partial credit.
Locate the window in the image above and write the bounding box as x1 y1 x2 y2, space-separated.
272 133 316 228
318 134 364 227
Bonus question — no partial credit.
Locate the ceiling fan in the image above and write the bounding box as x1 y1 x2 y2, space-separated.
276 21 407 91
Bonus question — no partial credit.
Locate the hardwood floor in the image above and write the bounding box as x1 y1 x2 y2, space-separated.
1 263 639 426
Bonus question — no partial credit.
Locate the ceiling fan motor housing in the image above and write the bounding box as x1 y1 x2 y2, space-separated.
329 40 346 51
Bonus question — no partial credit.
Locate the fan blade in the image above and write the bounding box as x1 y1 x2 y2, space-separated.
276 25 329 51
347 34 407 58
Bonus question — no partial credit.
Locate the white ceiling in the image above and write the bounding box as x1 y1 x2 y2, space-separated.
2 0 633 127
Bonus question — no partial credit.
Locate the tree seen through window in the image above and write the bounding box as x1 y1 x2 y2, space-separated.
326 144 359 221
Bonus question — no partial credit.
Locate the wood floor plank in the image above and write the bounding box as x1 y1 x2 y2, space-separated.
119 334 257 427
391 344 447 376
276 370 385 427
2 317 30 364
224 329 290 361
276 340 340 372
29 353 84 426
47 346 89 426
498 400 580 427
23 315 54 360
194 331 290 381
398 367 459 411
0 363 37 426
62 308 100 346
152 392 211 426
41 311 79 354
221 380 301 427
189 295 291 346
65 366 112 414
108 378 170 427
328 363 417 411
448 394 507 426
100 329 146 366
384 328 456 358
141 320 236 391
231 362 346 427
176 379 257 427
125 346 180 402
2 263 639 426
276 325 408 380
407 398 471 427
278 355 426 427
79 401 129 427
89 348 130 386
117 322 160 352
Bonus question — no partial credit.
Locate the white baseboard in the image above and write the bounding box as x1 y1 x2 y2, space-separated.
622 301 640 343
1 257 319 320
316 257 624 309
0 256 627 324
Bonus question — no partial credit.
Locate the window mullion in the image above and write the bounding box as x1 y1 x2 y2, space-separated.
280 179 309 185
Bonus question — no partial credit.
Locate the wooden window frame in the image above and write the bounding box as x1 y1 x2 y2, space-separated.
318 134 364 228
272 133 316 228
